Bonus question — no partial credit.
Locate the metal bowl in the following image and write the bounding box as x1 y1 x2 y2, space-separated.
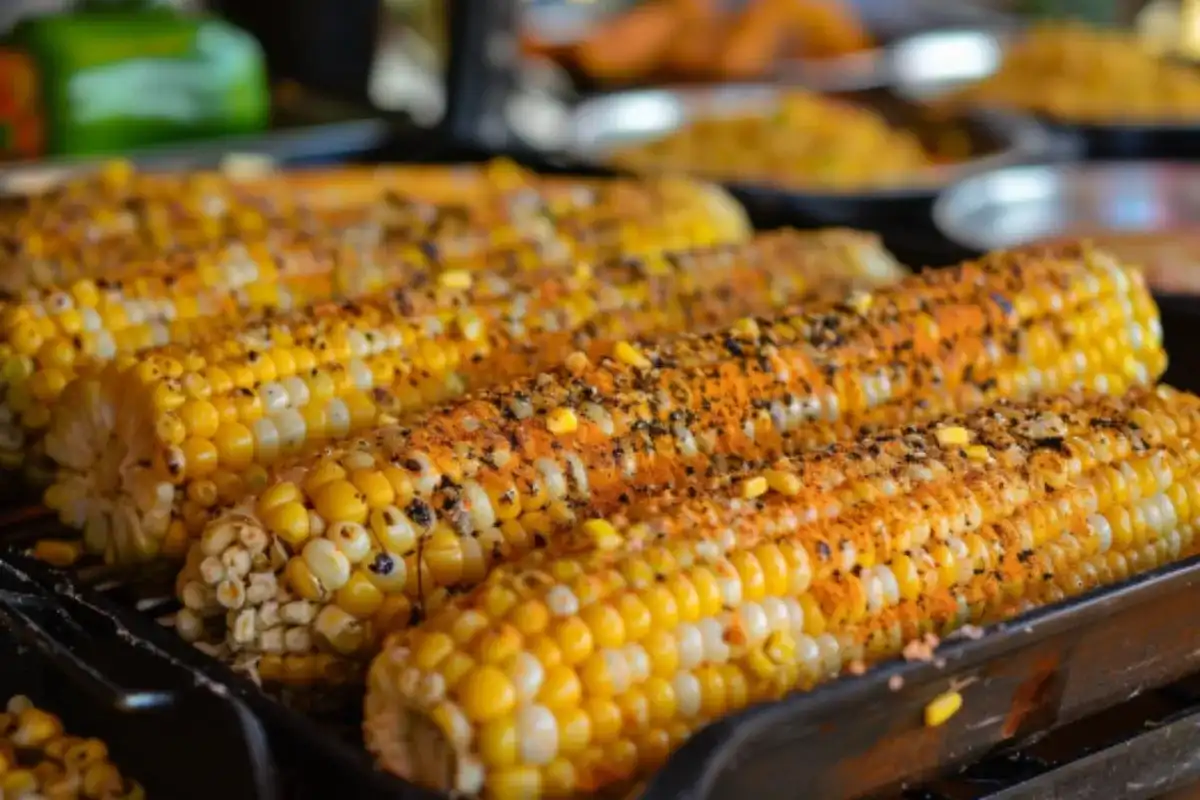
889 27 1200 159
564 82 1061 236
933 162 1200 252
567 83 1055 200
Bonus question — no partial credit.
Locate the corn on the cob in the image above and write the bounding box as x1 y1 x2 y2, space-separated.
0 160 335 294
46 231 897 566
176 245 1164 677
5 169 755 482
363 386 1200 798
0 159 749 294
0 694 143 799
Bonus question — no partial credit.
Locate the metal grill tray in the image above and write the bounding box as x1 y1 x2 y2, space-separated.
6 526 1200 800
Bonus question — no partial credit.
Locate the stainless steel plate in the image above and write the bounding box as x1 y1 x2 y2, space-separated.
933 162 1200 252
567 83 1055 200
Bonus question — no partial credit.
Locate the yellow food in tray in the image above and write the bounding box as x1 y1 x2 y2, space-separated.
607 91 936 191
365 385 1200 797
949 22 1200 123
0 695 143 799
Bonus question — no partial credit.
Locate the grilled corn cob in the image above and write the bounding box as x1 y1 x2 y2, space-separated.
0 159 749 294
0 695 143 799
5 172 754 482
0 160 331 294
46 231 897 566
363 386 1200 797
178 244 1164 676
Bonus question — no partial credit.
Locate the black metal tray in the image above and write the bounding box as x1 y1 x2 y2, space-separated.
8 517 1200 800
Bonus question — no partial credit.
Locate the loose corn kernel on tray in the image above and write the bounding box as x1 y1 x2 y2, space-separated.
1 159 1200 800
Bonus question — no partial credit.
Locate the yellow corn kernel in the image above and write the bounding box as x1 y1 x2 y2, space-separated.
263 501 311 548
730 317 760 339
765 469 801 496
936 426 971 447
458 665 517 723
32 539 82 568
438 269 473 290
613 341 651 370
924 690 963 727
546 408 579 436
741 476 768 500
966 445 990 462
311 479 369 525
581 519 622 551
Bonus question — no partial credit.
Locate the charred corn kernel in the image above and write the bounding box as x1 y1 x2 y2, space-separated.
924 691 964 727
366 386 1200 797
49 228 900 563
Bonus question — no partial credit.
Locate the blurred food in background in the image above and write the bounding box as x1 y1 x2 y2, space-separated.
945 21 1200 122
523 0 874 85
602 88 987 191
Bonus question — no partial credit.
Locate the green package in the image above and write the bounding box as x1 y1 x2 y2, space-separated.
1 2 269 157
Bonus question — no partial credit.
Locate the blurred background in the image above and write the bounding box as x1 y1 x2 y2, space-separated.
0 0 1178 162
